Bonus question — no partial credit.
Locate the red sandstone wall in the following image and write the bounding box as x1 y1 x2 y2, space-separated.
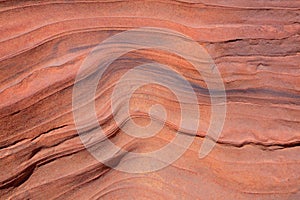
0 0 300 199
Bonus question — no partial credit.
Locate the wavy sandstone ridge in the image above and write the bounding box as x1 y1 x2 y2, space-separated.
0 0 300 199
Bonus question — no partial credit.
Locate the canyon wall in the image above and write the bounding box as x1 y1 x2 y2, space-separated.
0 0 300 199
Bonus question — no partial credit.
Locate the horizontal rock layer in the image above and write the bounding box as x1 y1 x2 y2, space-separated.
0 0 299 199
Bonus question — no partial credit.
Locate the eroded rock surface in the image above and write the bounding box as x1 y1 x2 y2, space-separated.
0 0 300 199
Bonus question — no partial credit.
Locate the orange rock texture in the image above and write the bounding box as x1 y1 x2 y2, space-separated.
0 0 300 199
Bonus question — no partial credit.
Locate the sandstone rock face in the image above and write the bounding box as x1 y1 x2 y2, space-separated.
0 1 300 199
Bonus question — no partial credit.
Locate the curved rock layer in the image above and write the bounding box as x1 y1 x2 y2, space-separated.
0 0 300 199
